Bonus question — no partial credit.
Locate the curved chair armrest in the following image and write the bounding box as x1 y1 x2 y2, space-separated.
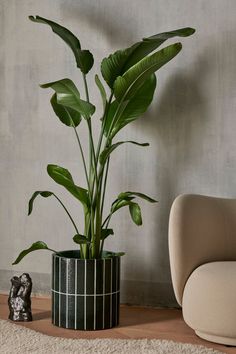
169 194 236 305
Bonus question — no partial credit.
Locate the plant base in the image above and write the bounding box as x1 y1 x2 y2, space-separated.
51 250 120 330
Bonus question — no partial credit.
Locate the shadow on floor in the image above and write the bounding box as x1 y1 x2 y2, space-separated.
118 306 182 328
33 311 51 321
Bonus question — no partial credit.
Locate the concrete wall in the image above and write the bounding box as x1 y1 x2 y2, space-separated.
1 0 236 307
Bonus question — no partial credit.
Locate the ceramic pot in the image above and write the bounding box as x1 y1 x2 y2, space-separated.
51 250 120 330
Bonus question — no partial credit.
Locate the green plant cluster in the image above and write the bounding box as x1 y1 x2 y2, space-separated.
13 16 195 263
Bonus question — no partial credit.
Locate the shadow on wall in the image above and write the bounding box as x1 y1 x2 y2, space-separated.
133 54 212 303
145 55 210 196
60 0 137 47
151 64 209 251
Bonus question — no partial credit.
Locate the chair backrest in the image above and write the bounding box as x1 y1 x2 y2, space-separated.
169 194 236 305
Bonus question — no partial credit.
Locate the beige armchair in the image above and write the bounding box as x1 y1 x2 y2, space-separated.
169 194 236 345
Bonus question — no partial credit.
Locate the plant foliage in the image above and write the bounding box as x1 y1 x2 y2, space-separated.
13 16 195 264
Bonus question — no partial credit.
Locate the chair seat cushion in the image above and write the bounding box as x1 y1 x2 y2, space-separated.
183 261 236 341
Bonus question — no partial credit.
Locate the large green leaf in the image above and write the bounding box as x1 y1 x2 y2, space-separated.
111 197 134 213
101 250 125 258
102 197 133 227
50 93 81 127
73 234 90 244
129 202 142 225
41 78 95 119
109 191 155 225
101 228 114 240
29 15 94 74
47 164 89 208
114 252 125 257
104 74 156 138
101 46 136 89
118 191 157 203
114 43 182 102
101 251 113 258
125 27 195 70
99 141 149 165
107 191 156 227
101 27 195 88
12 241 55 265
28 189 79 233
28 191 53 215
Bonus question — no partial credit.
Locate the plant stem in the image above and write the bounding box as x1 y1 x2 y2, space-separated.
53 194 79 234
82 73 98 187
101 157 110 216
83 74 90 102
90 93 114 257
100 238 105 258
73 113 92 258
80 246 85 259
87 121 98 185
48 248 58 253
106 95 129 143
73 126 90 191
100 213 112 257
101 213 111 228
95 93 114 163
89 93 113 210
93 194 102 258
82 73 100 257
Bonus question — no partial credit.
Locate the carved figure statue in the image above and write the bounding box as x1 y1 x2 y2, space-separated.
8 273 32 321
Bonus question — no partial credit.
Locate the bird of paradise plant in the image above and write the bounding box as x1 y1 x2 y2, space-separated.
13 16 195 264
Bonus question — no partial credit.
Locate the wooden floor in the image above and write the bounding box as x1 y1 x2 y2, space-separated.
0 294 235 353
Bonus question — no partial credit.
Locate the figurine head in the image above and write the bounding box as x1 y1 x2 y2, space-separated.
11 276 20 287
19 273 31 285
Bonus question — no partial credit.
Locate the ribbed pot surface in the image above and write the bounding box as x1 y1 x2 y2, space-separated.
51 250 120 330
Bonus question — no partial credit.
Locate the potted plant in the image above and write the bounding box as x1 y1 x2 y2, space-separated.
12 15 195 330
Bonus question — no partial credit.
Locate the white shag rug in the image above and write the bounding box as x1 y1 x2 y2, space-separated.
0 319 224 354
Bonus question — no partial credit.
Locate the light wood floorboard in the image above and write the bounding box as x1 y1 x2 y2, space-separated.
0 294 235 353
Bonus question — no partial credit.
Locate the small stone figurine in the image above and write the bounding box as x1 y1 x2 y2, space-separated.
8 273 33 321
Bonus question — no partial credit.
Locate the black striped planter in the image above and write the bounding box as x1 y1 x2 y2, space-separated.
51 250 120 330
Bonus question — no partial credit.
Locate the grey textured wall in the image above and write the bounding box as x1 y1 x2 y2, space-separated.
1 0 236 306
